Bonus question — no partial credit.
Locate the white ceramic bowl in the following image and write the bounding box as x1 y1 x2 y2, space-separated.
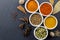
34 26 48 40
29 12 43 27
25 0 39 13
44 15 58 30
39 2 53 16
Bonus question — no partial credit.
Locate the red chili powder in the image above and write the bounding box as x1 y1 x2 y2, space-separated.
40 3 52 15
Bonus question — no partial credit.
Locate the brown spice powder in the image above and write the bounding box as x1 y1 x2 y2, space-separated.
30 14 42 25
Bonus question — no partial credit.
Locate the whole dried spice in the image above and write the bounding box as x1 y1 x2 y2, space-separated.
19 0 25 4
19 24 25 29
55 30 60 36
50 32 55 37
19 18 26 22
23 30 30 37
49 0 54 5
18 17 32 37
50 30 60 37
53 0 60 14
23 17 29 23
17 5 26 14
26 27 32 32
23 27 32 37
19 17 29 23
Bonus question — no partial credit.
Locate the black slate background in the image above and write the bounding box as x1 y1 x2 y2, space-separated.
0 0 60 40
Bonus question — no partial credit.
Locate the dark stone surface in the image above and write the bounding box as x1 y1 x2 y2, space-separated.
0 0 60 40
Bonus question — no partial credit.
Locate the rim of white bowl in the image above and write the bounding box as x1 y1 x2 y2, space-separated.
44 15 58 30
34 26 48 40
39 2 53 16
25 0 39 13
29 12 43 27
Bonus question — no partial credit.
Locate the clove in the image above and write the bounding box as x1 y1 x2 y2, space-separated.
19 17 29 23
19 24 25 29
23 27 32 37
19 18 26 22
23 29 30 37
23 17 29 23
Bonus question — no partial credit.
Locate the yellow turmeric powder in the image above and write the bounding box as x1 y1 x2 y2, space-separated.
27 0 38 12
45 16 56 29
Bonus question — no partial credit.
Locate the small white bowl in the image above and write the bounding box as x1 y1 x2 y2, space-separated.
34 26 48 40
39 2 53 16
25 0 39 13
29 12 43 27
44 15 58 30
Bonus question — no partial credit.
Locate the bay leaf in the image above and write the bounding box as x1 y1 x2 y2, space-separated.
53 1 60 14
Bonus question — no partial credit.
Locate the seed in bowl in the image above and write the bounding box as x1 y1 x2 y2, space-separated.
30 14 42 25
35 27 47 39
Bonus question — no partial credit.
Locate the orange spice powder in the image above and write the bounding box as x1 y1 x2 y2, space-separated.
40 3 52 15
27 0 38 12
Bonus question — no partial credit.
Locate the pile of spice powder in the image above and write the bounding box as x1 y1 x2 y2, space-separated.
40 3 52 15
30 14 42 25
45 16 56 28
27 0 38 12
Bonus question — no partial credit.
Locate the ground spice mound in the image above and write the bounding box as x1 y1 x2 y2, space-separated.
30 14 42 25
40 3 52 15
27 1 38 12
45 16 56 28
